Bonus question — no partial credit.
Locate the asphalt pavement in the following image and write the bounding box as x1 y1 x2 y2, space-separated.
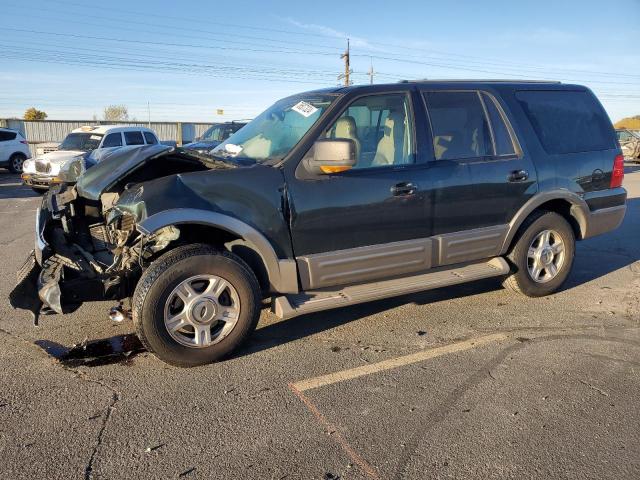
0 165 638 480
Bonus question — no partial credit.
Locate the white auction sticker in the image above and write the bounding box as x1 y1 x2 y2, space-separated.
291 101 318 118
224 143 243 156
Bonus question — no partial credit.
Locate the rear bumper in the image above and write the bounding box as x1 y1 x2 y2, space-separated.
582 204 627 239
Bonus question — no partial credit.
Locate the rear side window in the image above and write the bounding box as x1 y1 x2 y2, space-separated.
102 132 122 147
143 132 158 144
0 131 17 142
516 90 615 154
423 91 492 160
124 131 144 145
481 93 517 156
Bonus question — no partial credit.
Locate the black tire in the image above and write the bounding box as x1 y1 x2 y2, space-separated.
8 153 26 173
503 210 575 297
132 244 261 367
31 187 46 195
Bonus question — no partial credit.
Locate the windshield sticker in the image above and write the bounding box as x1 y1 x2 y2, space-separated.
90 135 102 140
224 144 243 156
291 101 318 118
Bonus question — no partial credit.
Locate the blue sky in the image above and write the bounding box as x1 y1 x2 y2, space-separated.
1 0 639 123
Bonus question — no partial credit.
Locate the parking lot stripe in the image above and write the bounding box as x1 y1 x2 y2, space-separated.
292 333 508 392
289 382 382 480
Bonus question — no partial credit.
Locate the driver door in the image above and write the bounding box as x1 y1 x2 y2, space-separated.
285 91 435 290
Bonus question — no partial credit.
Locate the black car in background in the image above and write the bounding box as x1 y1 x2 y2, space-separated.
181 121 247 154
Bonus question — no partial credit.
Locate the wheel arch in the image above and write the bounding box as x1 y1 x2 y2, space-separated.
137 208 299 294
501 191 588 254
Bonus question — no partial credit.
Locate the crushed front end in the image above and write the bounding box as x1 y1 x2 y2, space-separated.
10 185 179 324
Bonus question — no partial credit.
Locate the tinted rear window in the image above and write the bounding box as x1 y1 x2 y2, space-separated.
516 90 615 154
0 131 17 141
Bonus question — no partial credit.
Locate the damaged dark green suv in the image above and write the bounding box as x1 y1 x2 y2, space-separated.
11 81 627 367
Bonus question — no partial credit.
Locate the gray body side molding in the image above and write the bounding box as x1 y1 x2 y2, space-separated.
500 190 626 254
137 208 299 294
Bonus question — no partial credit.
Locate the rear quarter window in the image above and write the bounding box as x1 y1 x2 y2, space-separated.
0 131 17 142
516 90 615 154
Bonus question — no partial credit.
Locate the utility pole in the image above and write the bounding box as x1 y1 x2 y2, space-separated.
339 38 351 86
368 57 375 84
147 101 151 128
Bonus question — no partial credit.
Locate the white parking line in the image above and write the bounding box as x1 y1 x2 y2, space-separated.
291 332 508 392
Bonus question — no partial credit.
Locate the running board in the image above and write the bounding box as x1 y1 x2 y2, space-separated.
272 257 510 319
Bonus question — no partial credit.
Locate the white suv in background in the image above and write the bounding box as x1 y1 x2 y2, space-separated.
0 128 31 173
22 125 160 191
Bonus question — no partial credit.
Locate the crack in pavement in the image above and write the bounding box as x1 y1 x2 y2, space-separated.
0 326 121 480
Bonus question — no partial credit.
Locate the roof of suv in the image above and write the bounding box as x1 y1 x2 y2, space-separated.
304 79 586 96
70 125 156 135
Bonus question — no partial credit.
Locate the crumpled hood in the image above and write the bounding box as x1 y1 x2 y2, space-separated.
74 144 237 201
37 149 85 164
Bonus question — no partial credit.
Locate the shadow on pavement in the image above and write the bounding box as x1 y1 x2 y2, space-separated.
0 172 42 199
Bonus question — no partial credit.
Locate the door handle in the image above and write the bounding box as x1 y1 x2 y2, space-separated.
508 169 529 182
391 182 417 196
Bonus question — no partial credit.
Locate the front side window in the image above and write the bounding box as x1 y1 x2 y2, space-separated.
212 94 337 164
424 91 492 161
124 131 145 145
102 132 123 147
59 133 103 151
144 132 158 144
322 93 415 169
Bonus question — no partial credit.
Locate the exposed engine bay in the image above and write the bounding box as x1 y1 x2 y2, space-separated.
9 146 217 323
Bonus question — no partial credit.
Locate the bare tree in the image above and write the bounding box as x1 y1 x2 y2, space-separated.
103 105 129 122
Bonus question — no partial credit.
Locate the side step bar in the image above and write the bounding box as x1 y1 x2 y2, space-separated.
272 257 510 319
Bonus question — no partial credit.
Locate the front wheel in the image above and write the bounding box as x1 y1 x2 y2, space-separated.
132 244 261 367
503 211 575 297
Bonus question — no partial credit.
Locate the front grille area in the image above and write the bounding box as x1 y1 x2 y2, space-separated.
35 161 51 173
89 223 112 251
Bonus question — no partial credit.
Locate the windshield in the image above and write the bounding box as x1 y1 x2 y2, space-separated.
201 125 225 142
59 132 104 152
211 94 336 163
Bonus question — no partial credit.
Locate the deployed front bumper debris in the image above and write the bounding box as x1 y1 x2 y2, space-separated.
9 251 42 325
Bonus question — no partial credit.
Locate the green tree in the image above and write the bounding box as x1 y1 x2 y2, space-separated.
23 107 48 120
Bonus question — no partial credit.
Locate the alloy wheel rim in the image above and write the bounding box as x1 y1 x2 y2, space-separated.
12 157 24 172
527 229 565 283
163 274 240 348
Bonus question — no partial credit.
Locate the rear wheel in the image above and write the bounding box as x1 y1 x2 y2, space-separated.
8 153 26 173
503 211 575 297
132 244 261 367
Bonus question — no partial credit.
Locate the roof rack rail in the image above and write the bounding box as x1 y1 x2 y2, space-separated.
397 79 562 84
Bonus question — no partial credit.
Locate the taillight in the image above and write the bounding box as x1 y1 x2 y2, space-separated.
610 154 624 188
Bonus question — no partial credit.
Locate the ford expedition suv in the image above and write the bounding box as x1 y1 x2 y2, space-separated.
10 80 626 367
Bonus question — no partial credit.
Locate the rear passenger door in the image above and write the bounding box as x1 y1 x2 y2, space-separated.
423 90 536 230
